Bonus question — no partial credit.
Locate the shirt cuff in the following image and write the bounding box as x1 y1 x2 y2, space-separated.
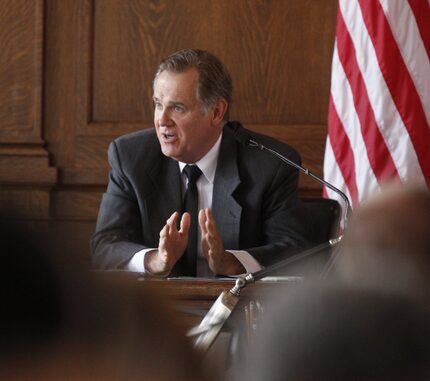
228 250 262 274
126 248 155 273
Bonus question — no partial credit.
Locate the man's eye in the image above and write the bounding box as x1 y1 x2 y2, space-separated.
174 106 184 112
154 102 162 110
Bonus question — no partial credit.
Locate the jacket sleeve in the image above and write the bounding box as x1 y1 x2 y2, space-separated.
91 140 147 269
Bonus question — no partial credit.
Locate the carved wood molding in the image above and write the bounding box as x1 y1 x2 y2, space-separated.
0 0 58 188
0 0 57 222
0 0 43 143
0 144 57 185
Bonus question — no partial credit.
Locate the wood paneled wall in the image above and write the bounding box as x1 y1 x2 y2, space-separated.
0 0 337 265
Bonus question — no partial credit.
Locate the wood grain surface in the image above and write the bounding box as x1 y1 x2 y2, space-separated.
1 0 338 265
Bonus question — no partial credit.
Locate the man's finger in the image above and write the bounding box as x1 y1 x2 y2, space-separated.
204 208 219 236
179 212 191 234
167 211 179 225
199 209 208 235
159 223 169 238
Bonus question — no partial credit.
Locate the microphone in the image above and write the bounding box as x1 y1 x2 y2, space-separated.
225 120 352 229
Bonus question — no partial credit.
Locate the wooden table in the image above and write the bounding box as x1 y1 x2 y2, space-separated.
138 276 303 339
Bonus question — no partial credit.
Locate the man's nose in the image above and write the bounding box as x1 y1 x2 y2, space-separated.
158 108 172 126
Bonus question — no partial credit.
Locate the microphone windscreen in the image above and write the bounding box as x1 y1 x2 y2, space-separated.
226 121 252 146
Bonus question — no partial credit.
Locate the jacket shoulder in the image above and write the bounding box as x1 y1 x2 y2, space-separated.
108 128 162 171
113 128 158 149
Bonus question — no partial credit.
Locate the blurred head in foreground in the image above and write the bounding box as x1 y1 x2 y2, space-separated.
334 185 430 293
0 219 208 381
241 282 430 381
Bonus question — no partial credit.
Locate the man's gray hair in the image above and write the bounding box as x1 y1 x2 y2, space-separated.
154 49 232 120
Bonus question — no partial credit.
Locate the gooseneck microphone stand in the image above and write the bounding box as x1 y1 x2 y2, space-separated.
226 120 352 229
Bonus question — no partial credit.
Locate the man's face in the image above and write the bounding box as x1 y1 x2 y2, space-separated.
153 68 223 163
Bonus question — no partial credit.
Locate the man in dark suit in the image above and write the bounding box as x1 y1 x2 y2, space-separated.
91 49 309 277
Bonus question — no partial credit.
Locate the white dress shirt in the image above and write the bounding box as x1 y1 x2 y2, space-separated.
127 132 262 277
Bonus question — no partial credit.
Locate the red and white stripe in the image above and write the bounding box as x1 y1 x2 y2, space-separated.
323 0 430 211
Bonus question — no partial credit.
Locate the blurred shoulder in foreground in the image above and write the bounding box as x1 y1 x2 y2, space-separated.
0 218 211 381
240 281 430 381
334 185 430 294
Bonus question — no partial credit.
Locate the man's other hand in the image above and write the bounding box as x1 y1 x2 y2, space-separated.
199 208 245 275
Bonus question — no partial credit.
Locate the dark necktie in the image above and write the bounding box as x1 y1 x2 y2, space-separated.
183 165 202 276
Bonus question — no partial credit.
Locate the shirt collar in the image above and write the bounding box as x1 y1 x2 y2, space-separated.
178 132 222 184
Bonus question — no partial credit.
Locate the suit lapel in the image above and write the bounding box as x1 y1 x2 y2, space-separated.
212 129 242 249
143 155 189 276
145 155 183 239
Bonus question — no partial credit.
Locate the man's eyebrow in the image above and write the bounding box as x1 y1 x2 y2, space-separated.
171 101 186 107
152 98 186 107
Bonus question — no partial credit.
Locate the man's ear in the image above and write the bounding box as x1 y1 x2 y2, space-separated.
211 99 228 125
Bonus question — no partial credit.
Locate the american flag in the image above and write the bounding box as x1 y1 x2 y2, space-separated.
323 0 430 210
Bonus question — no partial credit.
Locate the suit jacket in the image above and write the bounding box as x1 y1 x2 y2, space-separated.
91 124 310 273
